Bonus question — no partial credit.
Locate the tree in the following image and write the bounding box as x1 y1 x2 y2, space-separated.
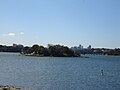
31 44 40 54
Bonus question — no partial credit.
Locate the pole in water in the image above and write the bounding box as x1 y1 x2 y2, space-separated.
101 70 104 76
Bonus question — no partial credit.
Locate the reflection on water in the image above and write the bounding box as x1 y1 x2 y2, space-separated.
0 52 120 90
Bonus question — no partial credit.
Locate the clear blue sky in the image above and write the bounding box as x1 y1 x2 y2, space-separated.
0 0 120 48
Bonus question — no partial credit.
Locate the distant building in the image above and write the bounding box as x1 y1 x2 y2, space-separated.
78 44 83 50
71 44 83 51
18 44 24 48
13 43 18 47
13 43 24 48
71 44 92 51
87 45 91 50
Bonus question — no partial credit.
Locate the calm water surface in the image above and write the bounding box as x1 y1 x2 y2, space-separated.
0 52 120 90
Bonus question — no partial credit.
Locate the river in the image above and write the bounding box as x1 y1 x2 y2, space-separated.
0 52 120 90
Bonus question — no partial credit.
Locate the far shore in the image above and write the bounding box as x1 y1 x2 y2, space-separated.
19 53 89 58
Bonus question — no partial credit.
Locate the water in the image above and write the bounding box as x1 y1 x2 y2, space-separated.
0 52 120 90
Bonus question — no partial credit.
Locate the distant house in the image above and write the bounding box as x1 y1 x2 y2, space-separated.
13 43 24 48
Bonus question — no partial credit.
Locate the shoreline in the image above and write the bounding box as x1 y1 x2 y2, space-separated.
19 54 81 57
19 54 89 58
0 86 21 90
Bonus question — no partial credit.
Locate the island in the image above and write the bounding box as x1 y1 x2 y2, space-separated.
20 44 80 57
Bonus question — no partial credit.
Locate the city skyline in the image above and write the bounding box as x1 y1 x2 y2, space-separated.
0 0 120 48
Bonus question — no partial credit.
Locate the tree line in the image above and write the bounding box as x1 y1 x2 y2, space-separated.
0 44 120 56
0 45 23 52
23 44 80 57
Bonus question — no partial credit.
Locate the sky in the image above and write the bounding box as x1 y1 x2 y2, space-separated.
0 0 120 48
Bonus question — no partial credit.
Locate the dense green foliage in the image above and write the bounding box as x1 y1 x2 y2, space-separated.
0 45 23 52
23 44 80 57
107 49 120 56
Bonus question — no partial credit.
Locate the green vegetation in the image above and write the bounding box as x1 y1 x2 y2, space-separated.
0 45 23 52
107 49 120 56
1 44 120 56
22 44 80 57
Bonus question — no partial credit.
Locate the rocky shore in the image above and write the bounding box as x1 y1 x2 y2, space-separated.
0 86 21 90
